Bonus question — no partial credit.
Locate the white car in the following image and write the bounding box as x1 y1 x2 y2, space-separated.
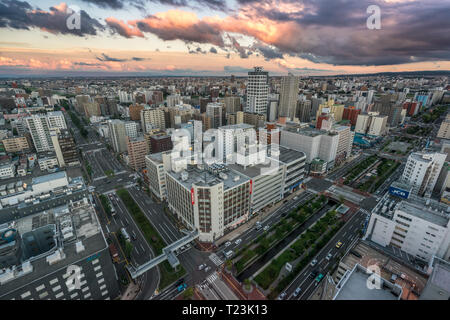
224 241 231 247
198 264 206 271
204 266 211 273
263 225 270 231
234 239 242 246
326 253 333 261
310 259 318 267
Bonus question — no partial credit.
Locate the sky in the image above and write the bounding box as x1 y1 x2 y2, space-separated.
0 0 449 76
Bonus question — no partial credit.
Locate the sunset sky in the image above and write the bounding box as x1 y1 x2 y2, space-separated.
0 0 449 76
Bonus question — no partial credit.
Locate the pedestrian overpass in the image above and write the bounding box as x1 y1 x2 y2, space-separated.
126 230 199 279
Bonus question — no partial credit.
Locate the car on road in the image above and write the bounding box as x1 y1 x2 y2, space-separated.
177 283 187 292
204 266 211 273
326 253 333 261
198 264 206 271
224 241 231 247
315 273 324 285
263 225 270 231
131 234 137 241
293 287 302 297
336 241 343 249
234 239 242 245
175 278 184 287
310 259 318 266
224 250 234 259
277 292 287 300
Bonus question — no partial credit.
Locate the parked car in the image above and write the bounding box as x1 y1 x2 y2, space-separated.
224 241 231 247
310 259 318 267
293 287 302 297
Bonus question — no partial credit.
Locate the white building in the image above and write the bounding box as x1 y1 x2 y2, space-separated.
437 114 450 139
280 126 339 167
38 154 59 171
145 152 171 201
108 120 127 153
46 111 67 130
355 112 387 136
0 163 15 180
402 151 447 197
25 115 54 152
124 121 138 140
166 164 251 243
364 194 450 263
246 67 269 115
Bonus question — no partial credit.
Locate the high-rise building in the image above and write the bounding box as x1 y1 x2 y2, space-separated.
127 136 149 171
206 102 224 129
246 67 269 115
149 134 173 154
402 151 447 197
278 73 299 120
108 120 127 153
129 104 145 121
124 121 138 140
56 129 79 167
297 100 312 123
224 96 241 114
25 115 54 152
166 164 250 242
141 108 166 132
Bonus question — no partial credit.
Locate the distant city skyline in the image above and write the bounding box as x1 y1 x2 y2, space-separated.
0 0 450 76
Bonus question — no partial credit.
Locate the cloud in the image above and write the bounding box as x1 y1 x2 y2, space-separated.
228 35 248 59
130 10 225 47
74 61 102 66
106 17 144 38
96 53 148 62
0 1 104 36
252 42 283 60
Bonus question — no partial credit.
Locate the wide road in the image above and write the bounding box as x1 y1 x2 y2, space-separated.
284 209 368 300
216 191 314 258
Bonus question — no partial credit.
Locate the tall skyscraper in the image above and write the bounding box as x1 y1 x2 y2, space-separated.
246 67 269 115
278 73 299 120
108 120 127 153
206 102 225 129
25 115 54 152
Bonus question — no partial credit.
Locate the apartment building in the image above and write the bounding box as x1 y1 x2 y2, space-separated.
437 114 450 139
246 67 269 115
25 115 54 153
127 136 149 171
141 108 166 132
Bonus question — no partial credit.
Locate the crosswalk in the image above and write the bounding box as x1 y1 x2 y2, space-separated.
206 272 218 284
209 253 223 266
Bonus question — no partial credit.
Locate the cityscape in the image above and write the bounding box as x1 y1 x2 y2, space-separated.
0 0 449 311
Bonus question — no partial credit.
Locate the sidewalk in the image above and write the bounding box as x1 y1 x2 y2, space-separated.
214 188 307 247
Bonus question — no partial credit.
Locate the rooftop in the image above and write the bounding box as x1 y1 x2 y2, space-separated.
32 171 67 185
334 264 402 300
168 164 249 190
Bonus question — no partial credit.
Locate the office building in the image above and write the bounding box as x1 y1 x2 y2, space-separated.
224 96 241 114
402 151 447 197
206 102 225 129
364 194 450 263
278 73 299 120
246 67 269 115
145 151 171 201
166 164 250 243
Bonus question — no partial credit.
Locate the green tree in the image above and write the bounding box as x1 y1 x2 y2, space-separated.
183 287 194 300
